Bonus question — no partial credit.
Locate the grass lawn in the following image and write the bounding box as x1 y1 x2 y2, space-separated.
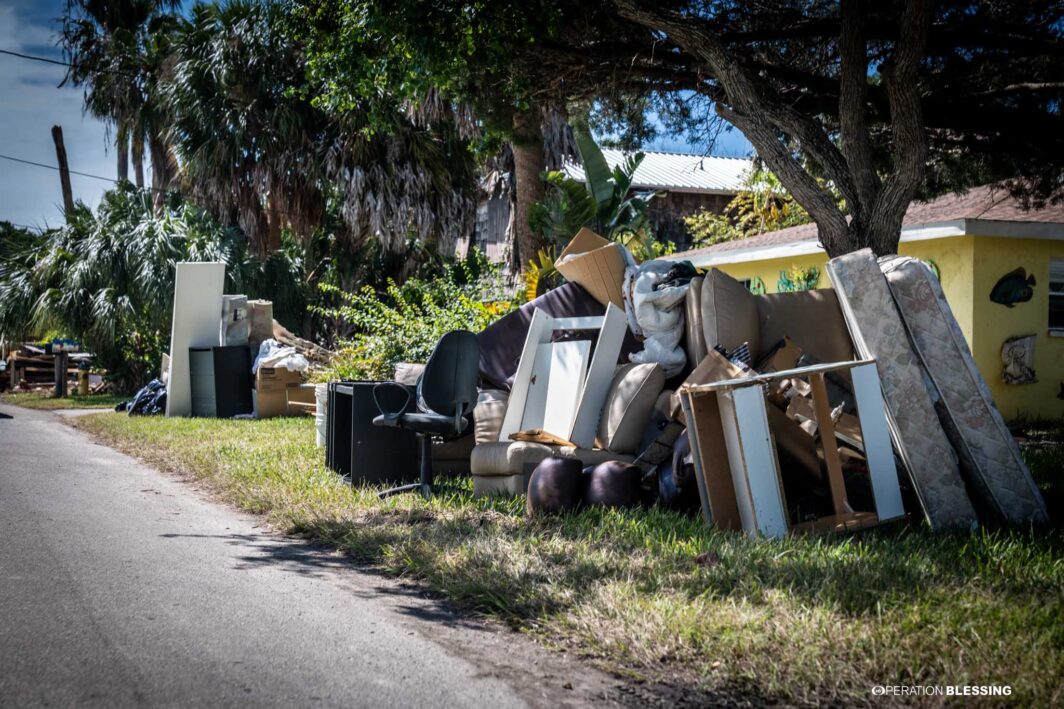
73 412 1063 706
2 390 127 410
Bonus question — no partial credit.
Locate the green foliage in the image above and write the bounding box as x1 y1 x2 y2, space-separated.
685 169 813 247
316 251 517 381
777 265 821 292
530 125 659 248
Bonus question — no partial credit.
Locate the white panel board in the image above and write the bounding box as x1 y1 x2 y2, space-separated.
850 362 905 522
730 386 790 538
567 303 626 447
498 309 553 440
520 342 555 431
717 392 756 534
541 340 591 438
166 262 225 417
551 315 604 331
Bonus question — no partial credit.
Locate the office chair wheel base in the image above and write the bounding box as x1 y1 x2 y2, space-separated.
377 482 433 500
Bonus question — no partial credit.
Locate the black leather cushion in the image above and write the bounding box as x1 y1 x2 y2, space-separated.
583 460 642 509
527 456 584 516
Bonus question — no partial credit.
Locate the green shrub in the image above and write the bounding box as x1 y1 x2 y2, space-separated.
315 251 517 381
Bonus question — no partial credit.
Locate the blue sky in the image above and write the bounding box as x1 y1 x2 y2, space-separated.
0 0 118 229
0 0 752 229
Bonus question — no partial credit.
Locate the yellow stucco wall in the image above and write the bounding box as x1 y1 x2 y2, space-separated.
710 234 1063 421
969 236 1064 421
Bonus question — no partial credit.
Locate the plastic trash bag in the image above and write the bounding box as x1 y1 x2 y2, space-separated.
251 338 309 374
117 379 167 415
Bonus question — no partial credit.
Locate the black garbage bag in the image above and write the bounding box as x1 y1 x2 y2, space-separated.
120 379 167 416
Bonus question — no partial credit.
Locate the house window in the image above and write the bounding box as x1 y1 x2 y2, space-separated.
1050 258 1064 334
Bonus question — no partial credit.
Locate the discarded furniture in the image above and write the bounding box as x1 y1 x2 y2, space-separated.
826 250 977 530
688 268 854 369
880 255 1048 525
166 262 225 417
372 330 479 499
477 282 638 391
499 304 627 448
326 381 417 484
188 345 253 418
679 358 905 539
472 362 664 497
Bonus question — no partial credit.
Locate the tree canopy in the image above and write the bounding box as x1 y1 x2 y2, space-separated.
298 0 1063 257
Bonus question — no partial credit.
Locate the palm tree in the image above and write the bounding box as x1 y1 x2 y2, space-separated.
59 0 181 192
162 0 478 260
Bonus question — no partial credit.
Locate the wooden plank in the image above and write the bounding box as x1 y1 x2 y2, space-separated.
791 511 879 535
682 358 876 394
850 362 906 522
809 372 850 516
683 390 742 531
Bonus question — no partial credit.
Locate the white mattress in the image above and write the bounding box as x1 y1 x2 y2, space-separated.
826 250 977 530
880 256 1048 526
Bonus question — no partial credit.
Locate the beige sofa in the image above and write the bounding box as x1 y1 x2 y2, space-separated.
470 363 665 496
686 269 854 368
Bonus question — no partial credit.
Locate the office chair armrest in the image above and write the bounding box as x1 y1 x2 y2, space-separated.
372 381 413 424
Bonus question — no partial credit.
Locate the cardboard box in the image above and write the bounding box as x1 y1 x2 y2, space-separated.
255 388 288 418
554 228 628 309
255 366 302 393
672 349 753 424
286 384 316 416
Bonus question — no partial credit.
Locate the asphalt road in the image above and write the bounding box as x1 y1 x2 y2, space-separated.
0 404 622 708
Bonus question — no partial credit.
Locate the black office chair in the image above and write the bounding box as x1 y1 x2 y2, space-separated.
372 330 480 499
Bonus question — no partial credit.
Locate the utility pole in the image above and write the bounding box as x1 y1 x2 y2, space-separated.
51 125 75 221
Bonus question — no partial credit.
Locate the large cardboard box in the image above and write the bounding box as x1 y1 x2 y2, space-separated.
254 366 303 418
256 366 302 393
555 228 627 309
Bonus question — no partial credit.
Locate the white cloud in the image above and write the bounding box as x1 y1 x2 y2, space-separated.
0 1 125 229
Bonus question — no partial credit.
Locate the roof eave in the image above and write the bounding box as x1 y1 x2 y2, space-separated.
673 218 1064 268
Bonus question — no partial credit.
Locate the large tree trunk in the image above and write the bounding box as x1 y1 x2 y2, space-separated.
148 131 178 215
116 125 129 183
51 125 75 221
511 108 546 271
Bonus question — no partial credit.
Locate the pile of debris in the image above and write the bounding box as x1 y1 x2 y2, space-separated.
455 231 1046 537
120 271 335 419
3 342 97 393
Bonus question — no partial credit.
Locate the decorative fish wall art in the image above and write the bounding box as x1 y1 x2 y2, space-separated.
990 267 1036 307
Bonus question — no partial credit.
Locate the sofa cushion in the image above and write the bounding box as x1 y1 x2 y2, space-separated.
701 268 761 362
471 441 556 477
473 389 508 444
755 289 853 365
471 440 634 477
596 363 666 454
684 276 708 370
